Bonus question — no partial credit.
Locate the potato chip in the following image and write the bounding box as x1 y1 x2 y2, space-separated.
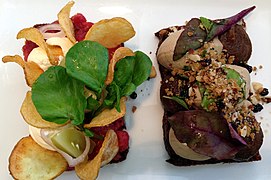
58 1 76 44
47 45 64 65
2 55 25 68
84 17 136 48
105 47 134 85
16 27 60 65
2 55 44 87
75 130 118 180
21 91 64 129
17 27 47 50
24 61 44 86
149 66 157 78
9 136 68 180
84 97 127 129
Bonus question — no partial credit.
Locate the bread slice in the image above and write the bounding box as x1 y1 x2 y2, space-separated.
156 22 263 165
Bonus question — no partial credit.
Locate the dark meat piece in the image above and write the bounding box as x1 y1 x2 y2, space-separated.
219 24 252 64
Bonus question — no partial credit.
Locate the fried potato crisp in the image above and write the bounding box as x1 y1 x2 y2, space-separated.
105 47 134 85
9 136 68 180
2 55 44 87
24 61 44 86
21 91 64 129
17 27 47 51
2 55 25 68
84 97 127 129
75 130 119 180
17 27 60 65
58 1 76 44
149 66 157 78
84 17 135 48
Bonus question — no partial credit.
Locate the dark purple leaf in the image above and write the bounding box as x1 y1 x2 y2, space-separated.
228 123 247 145
204 6 256 41
168 110 241 160
173 18 207 61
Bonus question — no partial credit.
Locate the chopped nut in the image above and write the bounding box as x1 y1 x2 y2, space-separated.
252 82 263 93
132 106 137 113
187 31 193 36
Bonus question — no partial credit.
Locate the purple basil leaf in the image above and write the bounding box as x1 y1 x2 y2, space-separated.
168 110 241 160
228 123 247 145
204 6 256 42
173 18 207 61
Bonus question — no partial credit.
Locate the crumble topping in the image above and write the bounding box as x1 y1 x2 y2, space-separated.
162 40 263 140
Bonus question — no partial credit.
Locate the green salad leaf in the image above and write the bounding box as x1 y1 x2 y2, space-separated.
32 66 86 125
132 51 152 86
163 96 189 109
114 51 152 96
86 96 100 112
113 56 135 89
65 40 109 94
199 17 214 33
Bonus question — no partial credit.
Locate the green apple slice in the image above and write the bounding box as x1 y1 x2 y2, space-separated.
51 127 86 158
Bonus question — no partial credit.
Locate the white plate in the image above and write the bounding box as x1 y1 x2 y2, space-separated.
1 0 271 179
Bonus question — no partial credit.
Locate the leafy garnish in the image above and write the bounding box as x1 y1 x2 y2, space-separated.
203 6 256 42
86 96 100 112
199 17 214 32
65 40 108 94
163 96 188 109
223 67 245 88
169 110 242 160
201 91 215 111
175 6 256 59
113 56 134 89
174 18 207 61
104 81 121 111
32 66 86 125
132 51 152 86
114 51 152 96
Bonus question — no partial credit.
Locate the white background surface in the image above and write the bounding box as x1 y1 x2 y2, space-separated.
0 0 271 179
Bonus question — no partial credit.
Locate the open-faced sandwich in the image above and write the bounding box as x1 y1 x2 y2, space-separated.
155 6 269 166
2 1 156 179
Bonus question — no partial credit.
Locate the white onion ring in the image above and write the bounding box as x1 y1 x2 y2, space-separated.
38 24 66 39
40 127 91 167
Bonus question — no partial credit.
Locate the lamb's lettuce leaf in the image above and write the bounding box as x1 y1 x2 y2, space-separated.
65 40 108 95
114 51 152 96
32 66 86 125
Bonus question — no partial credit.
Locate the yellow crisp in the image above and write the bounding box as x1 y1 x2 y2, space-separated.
20 91 64 128
105 47 134 85
85 17 135 48
84 97 126 128
9 136 68 180
75 130 119 180
58 1 76 44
